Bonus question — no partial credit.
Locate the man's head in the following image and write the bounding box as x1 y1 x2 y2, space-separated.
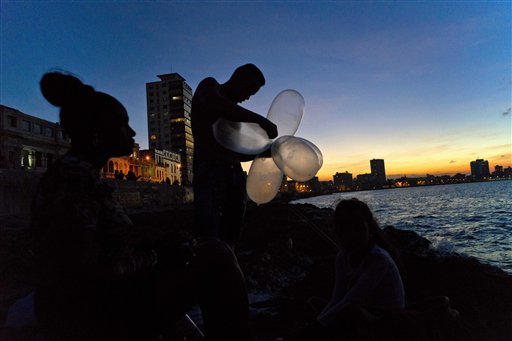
225 64 265 103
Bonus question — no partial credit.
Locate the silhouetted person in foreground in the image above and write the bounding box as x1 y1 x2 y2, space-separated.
291 199 405 340
31 72 252 340
192 64 278 247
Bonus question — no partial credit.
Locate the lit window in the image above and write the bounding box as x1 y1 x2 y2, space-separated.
172 96 183 101
150 134 157 140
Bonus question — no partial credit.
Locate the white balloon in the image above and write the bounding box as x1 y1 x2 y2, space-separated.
246 157 284 204
271 136 323 182
267 89 305 137
213 118 271 155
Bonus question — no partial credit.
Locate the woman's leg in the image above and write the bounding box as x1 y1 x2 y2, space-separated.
194 240 251 340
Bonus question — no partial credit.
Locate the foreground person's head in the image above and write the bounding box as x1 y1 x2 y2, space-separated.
40 72 135 160
333 199 380 255
225 64 265 103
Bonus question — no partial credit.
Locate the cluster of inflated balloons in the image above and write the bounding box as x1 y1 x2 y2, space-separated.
214 89 323 204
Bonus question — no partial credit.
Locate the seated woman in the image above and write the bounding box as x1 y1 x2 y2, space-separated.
31 72 251 340
293 198 405 340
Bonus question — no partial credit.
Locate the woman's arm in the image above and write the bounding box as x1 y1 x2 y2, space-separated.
317 252 389 326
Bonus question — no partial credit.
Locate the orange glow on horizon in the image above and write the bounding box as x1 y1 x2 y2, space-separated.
242 149 511 182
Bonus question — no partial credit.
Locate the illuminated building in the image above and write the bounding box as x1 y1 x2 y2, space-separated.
139 148 181 184
470 159 490 179
0 105 70 169
146 73 194 184
102 143 149 180
370 158 386 186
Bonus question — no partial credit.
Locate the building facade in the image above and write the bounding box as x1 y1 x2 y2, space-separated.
0 105 70 170
470 159 490 179
370 158 386 186
356 173 374 190
139 148 181 184
101 143 150 180
146 73 194 184
333 171 353 191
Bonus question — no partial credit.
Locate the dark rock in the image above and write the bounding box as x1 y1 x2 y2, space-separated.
241 203 512 340
1 203 511 340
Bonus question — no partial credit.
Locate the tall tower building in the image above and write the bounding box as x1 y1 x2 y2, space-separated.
146 73 194 183
470 159 490 179
370 159 386 186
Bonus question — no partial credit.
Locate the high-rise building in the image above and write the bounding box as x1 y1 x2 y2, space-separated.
370 159 386 186
470 159 490 179
146 73 194 183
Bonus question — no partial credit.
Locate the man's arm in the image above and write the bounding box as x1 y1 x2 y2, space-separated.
238 146 272 162
197 78 278 138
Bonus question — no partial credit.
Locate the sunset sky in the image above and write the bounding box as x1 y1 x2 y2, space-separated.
1 1 510 180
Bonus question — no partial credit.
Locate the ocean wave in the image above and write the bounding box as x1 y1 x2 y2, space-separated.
293 181 512 274
430 236 458 253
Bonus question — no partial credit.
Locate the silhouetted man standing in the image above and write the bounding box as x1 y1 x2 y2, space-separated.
192 64 278 247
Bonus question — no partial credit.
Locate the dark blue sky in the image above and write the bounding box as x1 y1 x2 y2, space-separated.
1 1 510 178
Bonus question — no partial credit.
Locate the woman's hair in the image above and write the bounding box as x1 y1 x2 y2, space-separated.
334 198 400 266
40 72 124 142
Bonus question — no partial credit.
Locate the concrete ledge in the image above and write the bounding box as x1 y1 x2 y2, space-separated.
0 170 193 220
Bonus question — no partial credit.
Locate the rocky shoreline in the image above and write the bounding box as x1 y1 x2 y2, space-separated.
239 202 512 340
1 202 511 340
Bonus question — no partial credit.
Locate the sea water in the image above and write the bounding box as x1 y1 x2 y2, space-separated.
291 181 512 274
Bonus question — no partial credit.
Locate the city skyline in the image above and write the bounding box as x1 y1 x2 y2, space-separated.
1 2 510 181
328 157 508 180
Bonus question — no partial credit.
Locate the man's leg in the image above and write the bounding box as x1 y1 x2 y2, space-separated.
219 165 247 248
193 162 223 241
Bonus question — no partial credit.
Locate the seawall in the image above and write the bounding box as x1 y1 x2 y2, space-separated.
0 169 193 221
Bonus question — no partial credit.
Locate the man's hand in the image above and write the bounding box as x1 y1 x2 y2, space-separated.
259 118 278 139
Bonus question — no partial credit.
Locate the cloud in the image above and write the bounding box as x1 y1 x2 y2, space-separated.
449 160 456 164
502 108 511 116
